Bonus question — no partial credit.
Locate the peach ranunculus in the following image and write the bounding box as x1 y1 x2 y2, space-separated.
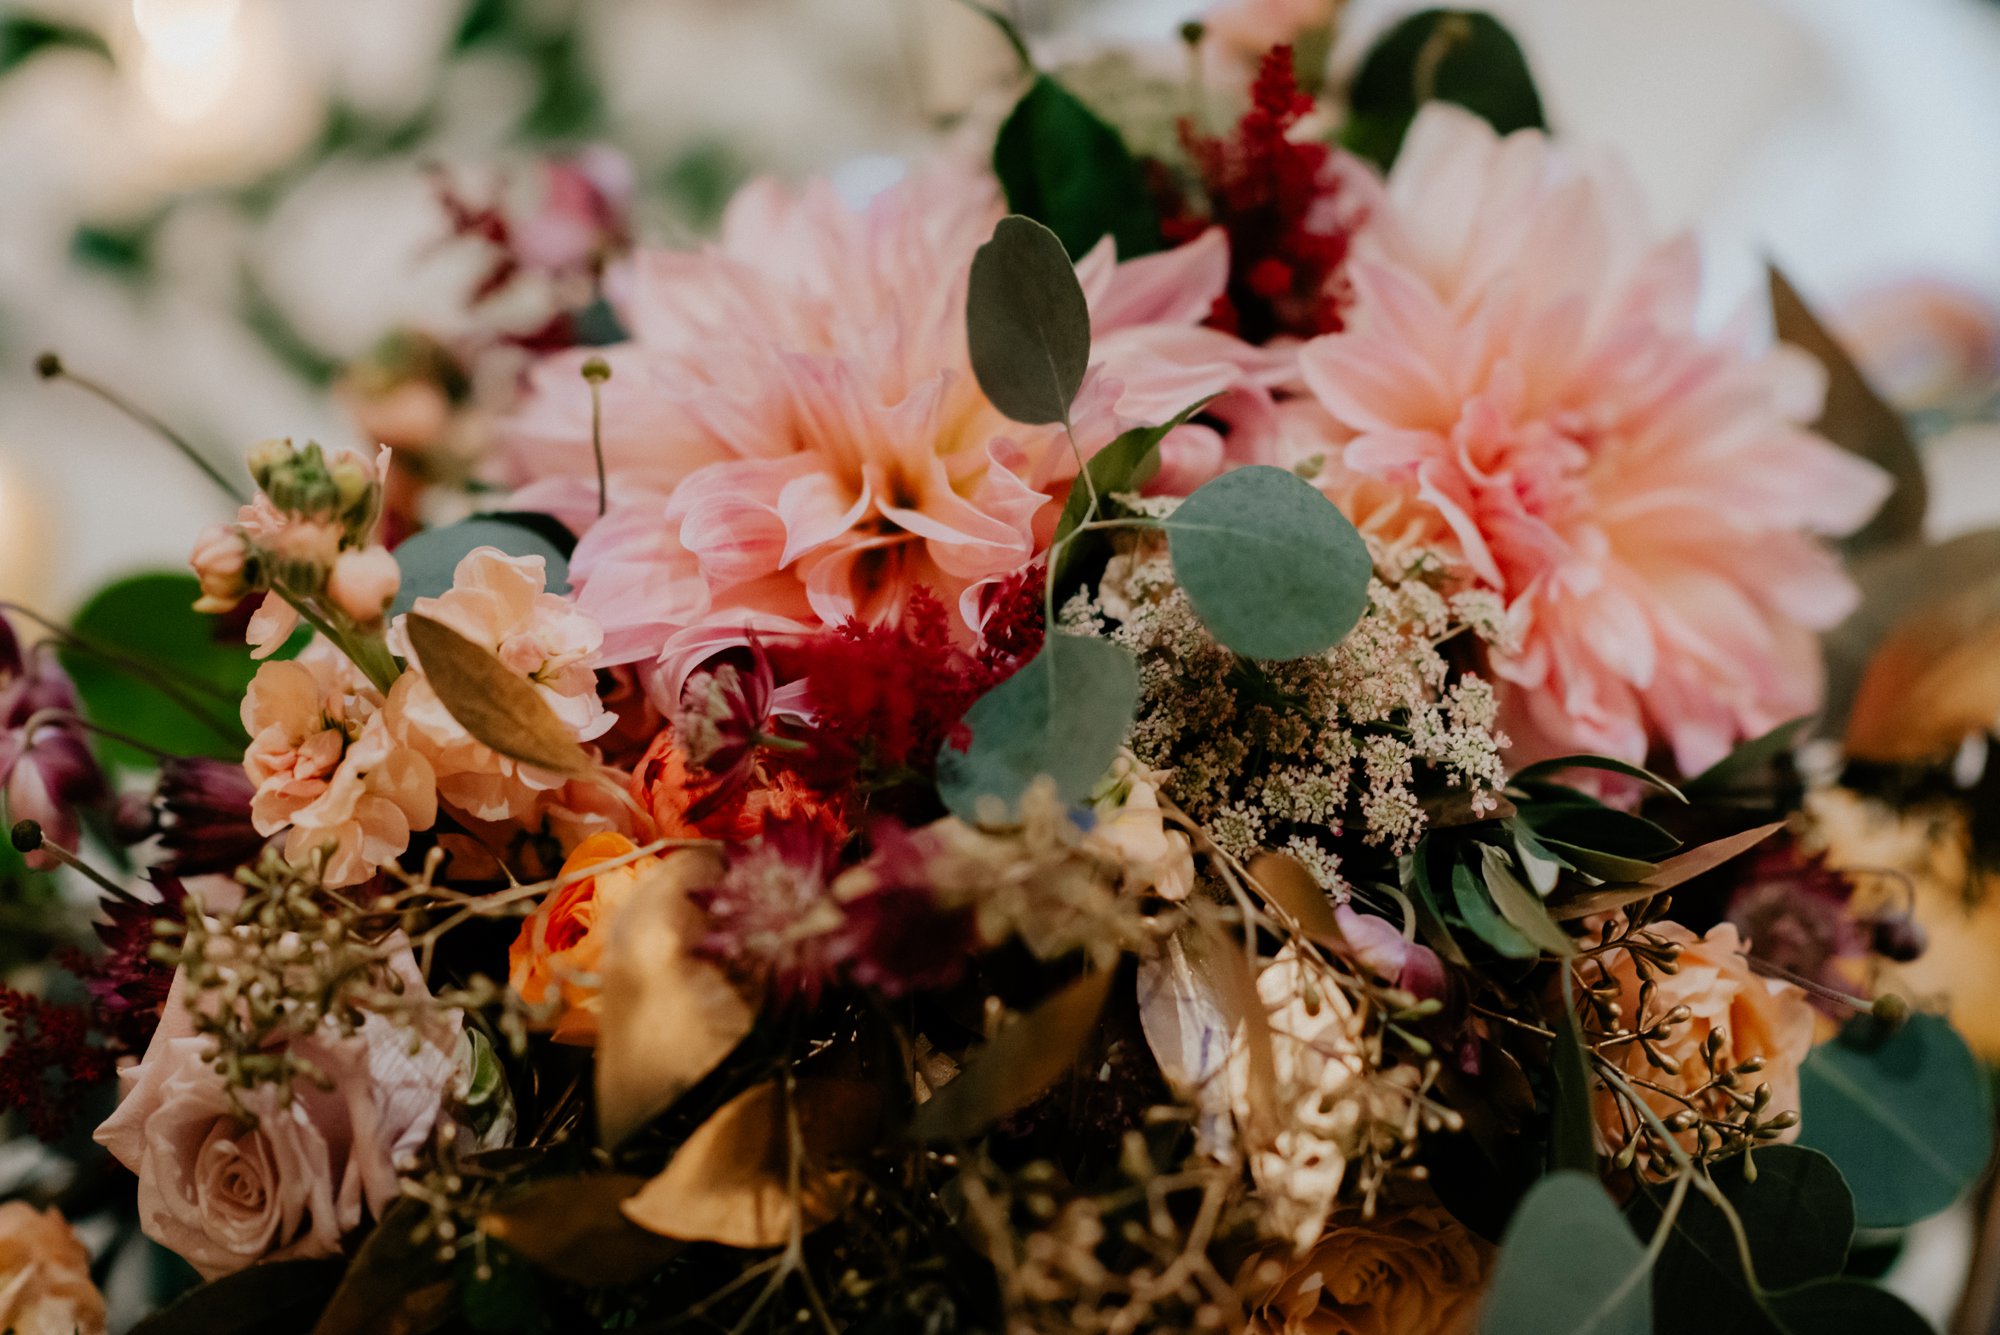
93 942 458 1279
1290 104 1891 773
1249 1203 1489 1335
240 640 436 888
497 164 1282 702
0 1202 107 1335
1584 920 1815 1162
509 831 663 1043
386 547 616 834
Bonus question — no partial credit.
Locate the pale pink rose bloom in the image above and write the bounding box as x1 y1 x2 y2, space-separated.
386 547 614 827
326 546 402 624
497 165 1280 699
1294 105 1891 772
94 941 459 1279
0 1202 106 1335
241 642 436 887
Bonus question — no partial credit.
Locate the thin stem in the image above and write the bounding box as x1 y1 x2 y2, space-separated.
583 356 611 518
9 822 141 904
37 354 247 505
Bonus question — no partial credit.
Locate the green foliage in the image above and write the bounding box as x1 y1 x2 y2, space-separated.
1049 400 1211 584
1163 465 1373 661
1446 849 1534 959
935 634 1139 822
1548 999 1597 1174
1341 9 1545 171
125 1257 345 1334
993 74 1163 261
965 215 1092 427
1796 1012 1993 1228
1477 842 1573 957
388 513 575 621
0 14 110 77
1480 1171 1649 1334
60 572 259 773
1509 755 1686 803
1684 717 1811 799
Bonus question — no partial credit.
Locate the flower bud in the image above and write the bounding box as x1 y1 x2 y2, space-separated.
189 522 251 613
327 546 401 624
244 437 295 492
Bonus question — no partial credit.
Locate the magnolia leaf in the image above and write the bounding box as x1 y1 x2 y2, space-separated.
622 1079 883 1249
1551 823 1786 921
1478 844 1575 958
1247 850 1343 944
1480 1171 1650 1335
966 214 1091 427
1404 843 1471 968
595 849 758 1146
913 968 1115 1142
129 1258 345 1335
312 1198 454 1335
1549 1001 1597 1174
936 633 1139 823
1164 465 1373 661
1762 1280 1933 1335
1449 854 1536 960
1049 398 1211 583
993 74 1162 260
1769 265 1925 553
1341 9 1546 171
1509 755 1686 803
403 612 594 778
1845 567 2000 763
388 513 572 620
481 1173 682 1286
1796 1012 1993 1228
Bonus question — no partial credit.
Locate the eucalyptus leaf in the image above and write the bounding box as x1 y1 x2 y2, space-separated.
913 969 1114 1141
1405 842 1471 968
1164 465 1373 661
388 512 573 620
403 613 595 777
1478 843 1575 957
966 214 1093 428
1450 854 1536 960
993 74 1162 260
1552 823 1786 922
1762 1280 1933 1335
1796 1012 1993 1229
1520 805 1681 860
1342 9 1546 171
936 633 1139 822
1480 1171 1650 1335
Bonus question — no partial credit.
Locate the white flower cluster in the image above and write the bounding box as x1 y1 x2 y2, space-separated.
1062 537 1510 893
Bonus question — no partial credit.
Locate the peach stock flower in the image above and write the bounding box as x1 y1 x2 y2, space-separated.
1249 1204 1489 1335
1586 920 1815 1160
0 1202 106 1335
509 832 662 1043
499 164 1279 700
1293 105 1891 772
94 943 458 1278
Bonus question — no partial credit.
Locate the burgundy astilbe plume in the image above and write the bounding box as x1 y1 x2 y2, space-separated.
0 988 114 1142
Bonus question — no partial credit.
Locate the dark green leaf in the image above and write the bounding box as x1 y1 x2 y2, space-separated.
1520 805 1681 860
1049 399 1210 582
913 969 1114 1141
1510 755 1687 803
1164 465 1373 661
1538 841 1662 884
1685 718 1811 799
993 75 1163 261
1406 842 1471 968
936 634 1139 822
1449 854 1536 960
1762 1280 1932 1335
1797 1012 1993 1228
389 514 573 620
130 1258 344 1335
1478 843 1574 957
1550 1001 1597 1173
312 1197 455 1335
1481 1171 1650 1335
61 572 258 771
966 215 1092 427
0 16 110 76
1341 10 1545 171
1551 823 1786 922
1769 266 1924 555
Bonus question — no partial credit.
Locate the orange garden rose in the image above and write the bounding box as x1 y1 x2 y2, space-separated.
629 731 847 848
1250 1204 1489 1335
0 1202 105 1335
509 832 663 1044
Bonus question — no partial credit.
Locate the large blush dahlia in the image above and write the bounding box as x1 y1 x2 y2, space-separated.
500 165 1277 699
1292 105 1890 772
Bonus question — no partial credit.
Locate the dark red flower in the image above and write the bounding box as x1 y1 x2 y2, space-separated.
0 987 113 1142
119 756 264 876
0 641 105 867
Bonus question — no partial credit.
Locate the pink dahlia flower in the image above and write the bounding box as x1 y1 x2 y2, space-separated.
498 165 1278 699
1292 105 1891 772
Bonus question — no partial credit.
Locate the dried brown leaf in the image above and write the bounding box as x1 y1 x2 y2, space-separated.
312 1199 453 1335
403 612 594 777
911 968 1115 1142
1247 850 1343 945
1550 821 1785 921
1181 918 1279 1149
1846 570 2000 763
1769 265 1926 552
595 848 757 1145
621 1079 883 1249
481 1174 682 1285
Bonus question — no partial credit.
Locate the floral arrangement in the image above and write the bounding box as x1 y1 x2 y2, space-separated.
3 6 1996 1335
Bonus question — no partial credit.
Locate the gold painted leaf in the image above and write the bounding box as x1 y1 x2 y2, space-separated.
621 1079 883 1249
911 968 1114 1142
481 1174 682 1285
1846 569 2000 763
595 848 758 1146
1550 821 1785 921
403 612 593 777
1247 850 1343 945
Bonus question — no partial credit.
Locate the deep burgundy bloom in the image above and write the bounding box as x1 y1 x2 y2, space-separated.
692 816 849 1003
1158 45 1364 343
120 756 264 875
1727 843 1868 1014
0 640 106 867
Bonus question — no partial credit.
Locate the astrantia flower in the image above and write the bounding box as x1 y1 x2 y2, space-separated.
691 816 849 1003
499 164 1274 700
0 641 105 868
1292 105 1892 772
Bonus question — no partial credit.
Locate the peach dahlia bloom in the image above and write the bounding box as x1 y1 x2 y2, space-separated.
1292 105 1891 772
499 165 1279 698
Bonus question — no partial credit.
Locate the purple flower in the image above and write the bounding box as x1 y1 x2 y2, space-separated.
119 757 265 875
1334 905 1448 1002
0 643 104 868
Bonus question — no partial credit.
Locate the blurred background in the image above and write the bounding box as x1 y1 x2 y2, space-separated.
3 0 2000 1325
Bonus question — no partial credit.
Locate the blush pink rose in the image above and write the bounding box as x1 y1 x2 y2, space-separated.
93 940 459 1278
